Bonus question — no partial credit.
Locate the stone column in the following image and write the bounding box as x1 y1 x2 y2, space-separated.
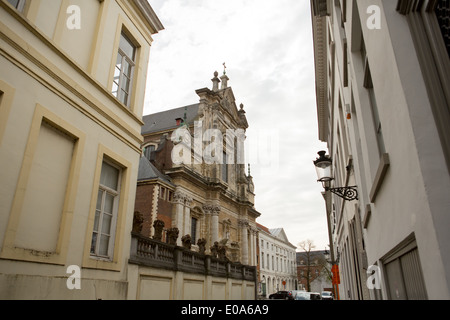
203 202 220 245
172 191 186 246
211 205 220 244
253 229 258 266
250 227 256 266
239 220 249 265
183 196 193 237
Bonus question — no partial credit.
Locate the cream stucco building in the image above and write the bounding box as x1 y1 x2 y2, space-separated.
0 0 163 299
311 0 450 300
257 224 297 298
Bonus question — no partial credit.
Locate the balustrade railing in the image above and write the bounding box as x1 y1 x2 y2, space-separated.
129 232 256 281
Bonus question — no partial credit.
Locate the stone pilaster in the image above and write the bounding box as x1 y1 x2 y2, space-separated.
183 195 193 237
239 219 249 265
203 202 221 246
172 190 191 246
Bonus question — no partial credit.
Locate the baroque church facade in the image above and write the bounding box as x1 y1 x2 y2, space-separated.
134 71 261 266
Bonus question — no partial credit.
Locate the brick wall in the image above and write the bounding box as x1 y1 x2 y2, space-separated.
134 183 154 238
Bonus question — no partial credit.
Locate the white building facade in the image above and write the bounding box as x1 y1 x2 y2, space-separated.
257 225 297 298
311 0 450 300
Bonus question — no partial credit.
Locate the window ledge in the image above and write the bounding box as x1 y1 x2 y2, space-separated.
363 203 372 229
369 153 390 203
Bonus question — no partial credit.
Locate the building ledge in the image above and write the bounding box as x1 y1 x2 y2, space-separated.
369 153 390 203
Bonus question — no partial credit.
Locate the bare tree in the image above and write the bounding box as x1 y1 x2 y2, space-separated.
297 240 316 292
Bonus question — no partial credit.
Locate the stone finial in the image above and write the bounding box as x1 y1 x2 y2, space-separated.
210 241 220 258
167 227 179 245
132 211 144 233
181 234 192 250
220 74 229 89
218 245 228 261
212 71 220 92
220 63 229 89
197 238 207 254
153 219 165 241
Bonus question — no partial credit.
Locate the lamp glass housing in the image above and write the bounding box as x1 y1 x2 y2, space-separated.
314 151 333 182
315 162 332 182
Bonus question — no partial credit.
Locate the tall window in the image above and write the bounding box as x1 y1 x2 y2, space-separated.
362 37 386 158
91 161 121 259
112 32 136 107
191 217 198 243
434 0 450 57
7 0 26 11
397 0 450 172
222 151 228 182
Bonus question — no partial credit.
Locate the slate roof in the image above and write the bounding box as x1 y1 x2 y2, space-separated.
269 228 297 248
141 103 200 135
137 155 174 186
269 228 284 239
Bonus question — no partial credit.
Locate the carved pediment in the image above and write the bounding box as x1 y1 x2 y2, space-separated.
220 88 240 122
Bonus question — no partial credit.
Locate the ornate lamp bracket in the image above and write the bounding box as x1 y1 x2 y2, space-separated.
326 186 358 201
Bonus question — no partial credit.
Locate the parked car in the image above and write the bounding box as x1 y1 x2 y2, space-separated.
321 291 333 300
289 290 305 299
268 291 293 300
294 291 322 300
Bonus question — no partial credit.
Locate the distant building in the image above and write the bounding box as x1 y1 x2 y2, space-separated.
257 224 297 298
296 250 332 293
310 0 450 300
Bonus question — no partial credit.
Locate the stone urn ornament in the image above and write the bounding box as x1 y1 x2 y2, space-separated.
197 238 207 254
181 234 192 250
152 219 165 241
167 227 179 245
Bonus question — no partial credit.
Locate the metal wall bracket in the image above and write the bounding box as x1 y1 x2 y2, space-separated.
326 186 358 201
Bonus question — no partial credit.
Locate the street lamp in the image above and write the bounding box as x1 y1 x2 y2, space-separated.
313 151 358 201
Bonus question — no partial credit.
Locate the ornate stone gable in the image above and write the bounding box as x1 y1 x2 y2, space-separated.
196 72 249 133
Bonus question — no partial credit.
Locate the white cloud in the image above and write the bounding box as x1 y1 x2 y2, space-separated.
145 0 329 251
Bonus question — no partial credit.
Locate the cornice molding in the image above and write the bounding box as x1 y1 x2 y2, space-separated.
311 10 329 142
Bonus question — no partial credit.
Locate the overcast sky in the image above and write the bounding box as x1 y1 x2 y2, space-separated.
144 0 329 252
